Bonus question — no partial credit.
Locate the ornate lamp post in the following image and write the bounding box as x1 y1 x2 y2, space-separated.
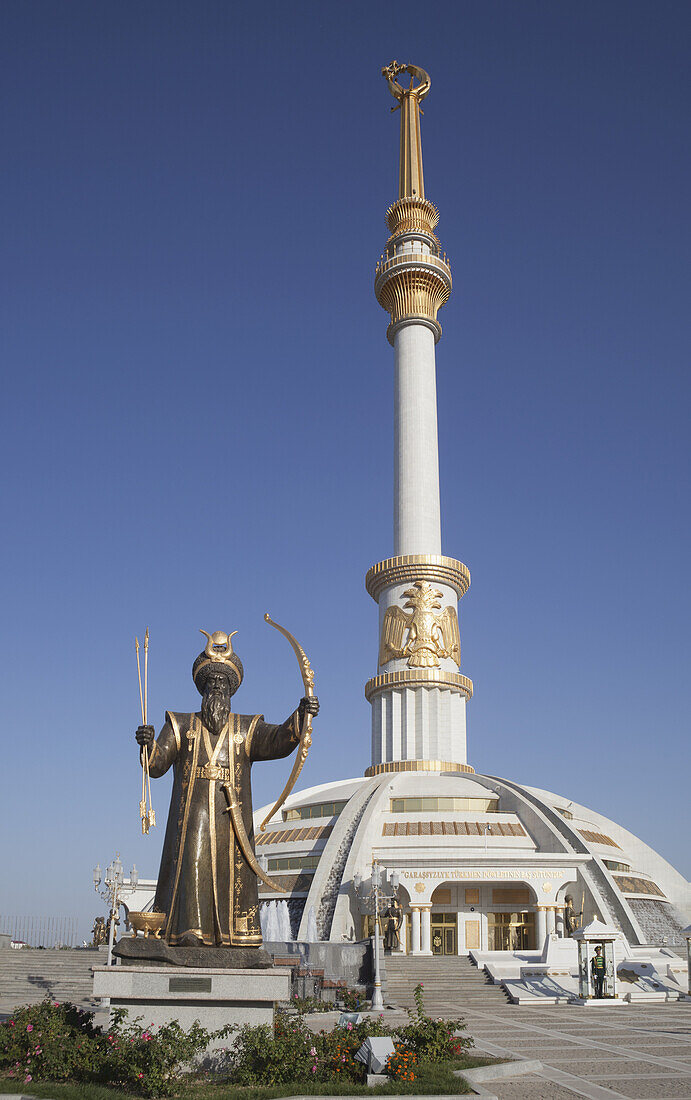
93 853 139 967
353 862 400 1011
683 925 691 998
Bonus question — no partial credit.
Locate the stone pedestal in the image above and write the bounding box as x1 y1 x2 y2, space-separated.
541 933 578 966
93 965 290 1049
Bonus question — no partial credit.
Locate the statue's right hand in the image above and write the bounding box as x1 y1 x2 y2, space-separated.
136 725 155 748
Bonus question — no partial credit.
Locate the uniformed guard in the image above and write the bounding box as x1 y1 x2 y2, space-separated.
591 944 606 997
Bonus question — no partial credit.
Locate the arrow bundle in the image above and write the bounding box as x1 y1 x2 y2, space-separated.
135 628 156 834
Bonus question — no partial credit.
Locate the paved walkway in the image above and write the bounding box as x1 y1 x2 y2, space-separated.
457 1001 691 1098
312 1000 691 1098
461 1000 691 1098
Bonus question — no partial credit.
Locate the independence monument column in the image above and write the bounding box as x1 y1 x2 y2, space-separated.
365 63 473 775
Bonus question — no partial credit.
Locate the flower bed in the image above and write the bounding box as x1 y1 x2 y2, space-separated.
0 1000 226 1097
0 983 478 1096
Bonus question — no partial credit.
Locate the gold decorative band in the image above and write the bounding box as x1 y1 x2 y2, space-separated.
365 759 475 777
375 264 451 347
196 764 232 782
386 315 443 344
365 669 473 701
385 196 439 235
365 554 470 601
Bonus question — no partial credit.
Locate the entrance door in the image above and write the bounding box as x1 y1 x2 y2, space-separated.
431 913 457 955
487 912 536 951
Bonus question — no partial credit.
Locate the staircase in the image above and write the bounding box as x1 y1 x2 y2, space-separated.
0 948 106 1016
384 954 510 1013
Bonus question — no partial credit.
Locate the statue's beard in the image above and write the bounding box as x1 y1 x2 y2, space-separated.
202 691 230 735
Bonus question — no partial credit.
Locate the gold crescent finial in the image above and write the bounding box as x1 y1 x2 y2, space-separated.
381 62 431 199
382 61 431 104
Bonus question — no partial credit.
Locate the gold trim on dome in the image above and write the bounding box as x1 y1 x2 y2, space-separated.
365 669 473 701
365 759 475 777
366 555 470 601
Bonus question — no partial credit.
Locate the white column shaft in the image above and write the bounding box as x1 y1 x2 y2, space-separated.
410 907 421 955
370 686 467 767
420 908 432 955
536 907 548 948
394 323 442 555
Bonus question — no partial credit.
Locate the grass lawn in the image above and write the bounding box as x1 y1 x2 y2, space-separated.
0 1054 499 1098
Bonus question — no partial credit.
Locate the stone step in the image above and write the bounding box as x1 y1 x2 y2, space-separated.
1 968 98 976
383 954 510 1007
0 949 104 1012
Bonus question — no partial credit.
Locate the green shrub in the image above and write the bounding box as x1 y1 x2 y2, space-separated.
0 998 226 1097
337 986 367 1012
102 1010 223 1096
0 1000 103 1085
219 1013 396 1086
396 982 472 1064
220 1017 316 1086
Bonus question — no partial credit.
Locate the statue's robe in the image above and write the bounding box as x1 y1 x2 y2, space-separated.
147 708 299 947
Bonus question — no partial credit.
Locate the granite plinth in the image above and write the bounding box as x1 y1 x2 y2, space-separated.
113 936 272 968
93 965 290 1049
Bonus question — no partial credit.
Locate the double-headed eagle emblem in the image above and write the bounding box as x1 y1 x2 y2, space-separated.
379 581 461 669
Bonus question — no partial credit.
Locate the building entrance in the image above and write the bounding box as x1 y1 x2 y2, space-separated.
487 911 536 951
431 912 457 955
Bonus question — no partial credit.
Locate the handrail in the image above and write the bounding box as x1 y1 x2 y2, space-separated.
376 251 451 277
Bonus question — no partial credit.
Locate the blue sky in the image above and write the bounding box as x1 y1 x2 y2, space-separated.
1 1 689 940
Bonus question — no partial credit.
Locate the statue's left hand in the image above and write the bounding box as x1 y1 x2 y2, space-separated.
299 695 320 720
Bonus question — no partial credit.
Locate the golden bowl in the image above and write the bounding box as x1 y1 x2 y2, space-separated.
128 911 166 938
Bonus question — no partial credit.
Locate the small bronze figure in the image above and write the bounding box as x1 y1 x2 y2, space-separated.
91 916 108 947
383 898 403 952
564 894 582 938
132 630 318 953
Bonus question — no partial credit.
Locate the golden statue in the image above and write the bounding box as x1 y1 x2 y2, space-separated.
120 628 318 965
